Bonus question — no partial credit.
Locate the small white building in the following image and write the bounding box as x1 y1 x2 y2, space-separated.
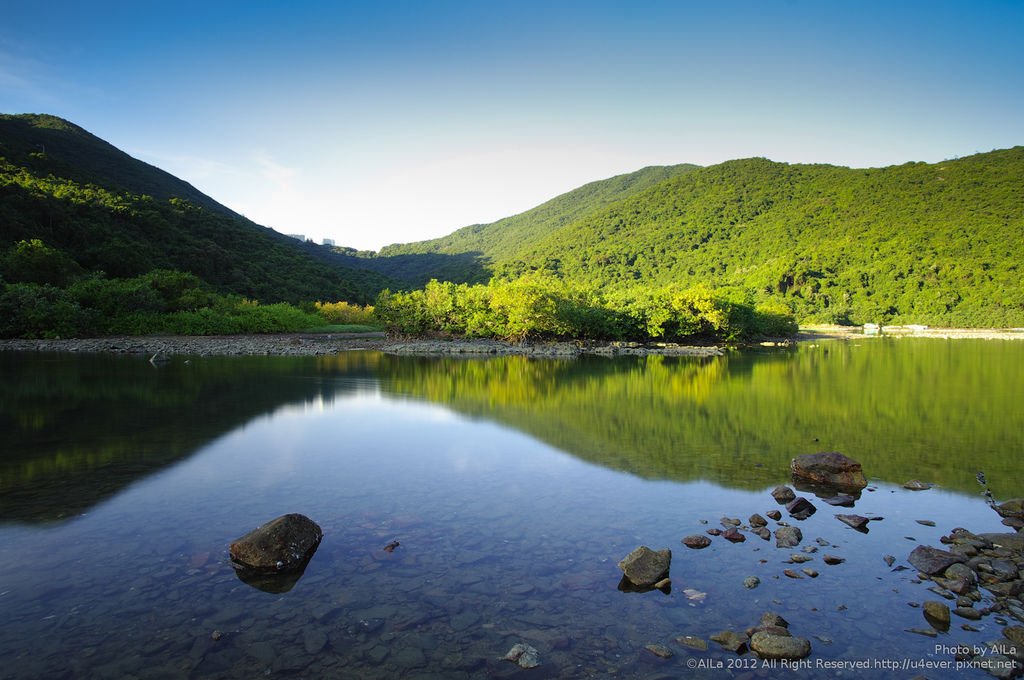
322 238 335 247
286 233 306 241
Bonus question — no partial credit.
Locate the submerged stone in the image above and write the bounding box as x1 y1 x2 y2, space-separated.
502 643 540 669
644 643 673 659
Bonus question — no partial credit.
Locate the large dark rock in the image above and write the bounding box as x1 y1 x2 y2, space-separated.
230 513 323 574
790 452 867 491
907 545 966 575
618 546 671 588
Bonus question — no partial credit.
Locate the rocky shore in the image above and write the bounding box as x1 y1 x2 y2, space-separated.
0 334 723 358
0 333 389 357
3 325 1020 358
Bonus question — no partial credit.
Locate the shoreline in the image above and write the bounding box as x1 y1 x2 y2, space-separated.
797 325 1024 342
0 334 724 358
0 325 1021 358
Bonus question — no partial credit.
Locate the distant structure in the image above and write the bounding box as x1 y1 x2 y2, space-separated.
286 234 305 241
322 238 335 247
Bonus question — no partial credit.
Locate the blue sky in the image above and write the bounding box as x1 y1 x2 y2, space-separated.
2 1 1022 250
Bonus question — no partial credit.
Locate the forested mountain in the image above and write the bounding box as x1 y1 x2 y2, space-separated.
376 163 700 284
3 113 1020 327
0 114 393 303
381 149 1024 326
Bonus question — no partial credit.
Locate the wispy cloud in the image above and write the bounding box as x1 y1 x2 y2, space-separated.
253 150 299 192
132 148 244 183
0 43 104 112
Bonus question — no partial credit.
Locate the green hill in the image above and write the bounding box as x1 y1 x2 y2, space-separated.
382 150 1024 327
0 113 392 303
4 113 1020 328
375 163 699 285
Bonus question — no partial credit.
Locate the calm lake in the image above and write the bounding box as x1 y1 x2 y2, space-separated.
1 339 1022 679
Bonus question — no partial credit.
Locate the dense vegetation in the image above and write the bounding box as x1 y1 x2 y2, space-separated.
0 114 394 306
0 238 383 338
375 275 795 342
383 150 1024 327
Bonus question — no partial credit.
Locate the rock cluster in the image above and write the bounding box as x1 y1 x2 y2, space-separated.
913 530 1024 619
711 612 812 660
0 333 387 357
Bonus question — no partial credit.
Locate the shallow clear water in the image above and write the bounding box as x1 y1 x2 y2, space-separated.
0 340 1021 679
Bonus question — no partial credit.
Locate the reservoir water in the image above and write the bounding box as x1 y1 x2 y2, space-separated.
1 339 1021 678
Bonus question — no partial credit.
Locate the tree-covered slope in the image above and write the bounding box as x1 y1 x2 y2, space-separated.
374 163 700 284
0 114 393 303
392 150 1023 326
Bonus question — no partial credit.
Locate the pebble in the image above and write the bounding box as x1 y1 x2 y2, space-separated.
744 577 760 589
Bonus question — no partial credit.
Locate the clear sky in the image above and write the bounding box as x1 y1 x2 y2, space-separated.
2 1 1022 250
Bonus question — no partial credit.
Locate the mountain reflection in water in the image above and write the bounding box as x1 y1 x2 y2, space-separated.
1 339 1021 526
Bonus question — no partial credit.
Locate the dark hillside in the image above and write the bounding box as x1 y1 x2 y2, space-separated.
0 114 393 303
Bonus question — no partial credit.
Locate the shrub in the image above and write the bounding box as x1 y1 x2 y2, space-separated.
0 282 88 338
314 300 376 325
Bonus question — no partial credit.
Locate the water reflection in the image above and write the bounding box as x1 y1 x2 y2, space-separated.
233 561 314 594
376 341 1024 496
0 352 381 522
1 340 1022 527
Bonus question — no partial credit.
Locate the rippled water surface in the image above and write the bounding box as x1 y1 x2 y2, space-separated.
1 340 1022 679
